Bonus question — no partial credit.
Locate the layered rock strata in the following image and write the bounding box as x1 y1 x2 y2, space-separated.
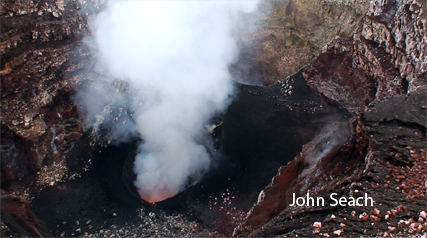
235 0 427 236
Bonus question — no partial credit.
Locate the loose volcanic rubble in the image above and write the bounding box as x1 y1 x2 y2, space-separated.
2 0 426 237
81 207 219 238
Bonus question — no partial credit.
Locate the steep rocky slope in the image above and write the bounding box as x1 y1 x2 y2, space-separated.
1 1 102 235
1 0 426 237
235 0 427 236
1 0 103 194
235 91 426 237
231 0 370 85
304 0 426 114
1 190 52 237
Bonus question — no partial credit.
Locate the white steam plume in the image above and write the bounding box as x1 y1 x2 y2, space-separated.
85 0 258 203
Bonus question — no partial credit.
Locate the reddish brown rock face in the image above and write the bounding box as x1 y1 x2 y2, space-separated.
235 0 427 236
303 0 426 115
1 190 52 237
303 45 376 114
236 90 426 237
234 0 427 236
230 0 368 85
1 0 426 237
1 0 102 191
235 118 367 234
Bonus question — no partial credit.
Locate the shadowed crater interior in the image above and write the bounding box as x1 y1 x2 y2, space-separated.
31 72 350 236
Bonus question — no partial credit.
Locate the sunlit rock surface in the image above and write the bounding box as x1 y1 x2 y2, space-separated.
235 0 427 236
1 0 426 237
1 0 103 192
231 0 370 85
235 90 426 237
304 0 427 114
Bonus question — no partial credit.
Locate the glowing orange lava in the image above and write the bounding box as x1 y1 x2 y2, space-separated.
138 187 179 203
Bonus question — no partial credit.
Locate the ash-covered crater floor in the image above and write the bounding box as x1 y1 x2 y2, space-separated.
31 73 349 237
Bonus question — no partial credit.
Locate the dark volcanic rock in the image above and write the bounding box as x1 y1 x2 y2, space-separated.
364 88 427 128
1 0 426 237
303 0 427 114
1 0 102 193
234 90 427 237
1 190 52 237
235 0 427 236
303 39 377 114
234 117 368 236
1 1 107 236
231 0 369 85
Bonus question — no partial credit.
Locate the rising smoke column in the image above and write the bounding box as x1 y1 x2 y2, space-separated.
88 1 258 203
